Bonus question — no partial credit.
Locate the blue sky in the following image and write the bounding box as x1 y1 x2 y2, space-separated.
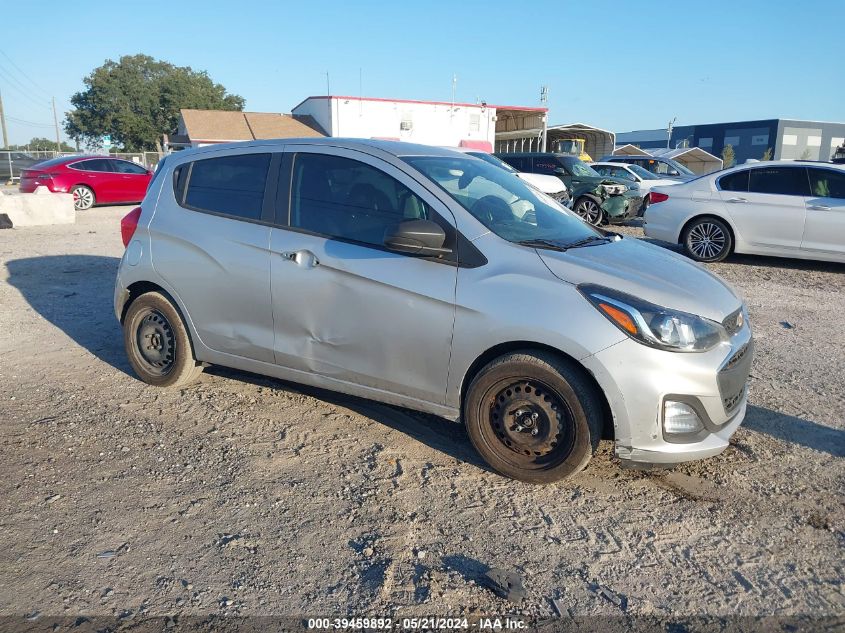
1 0 843 145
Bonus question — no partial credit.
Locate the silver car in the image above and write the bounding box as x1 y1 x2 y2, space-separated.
115 139 753 483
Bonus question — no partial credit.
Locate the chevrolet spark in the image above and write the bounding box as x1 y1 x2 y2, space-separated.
115 139 753 483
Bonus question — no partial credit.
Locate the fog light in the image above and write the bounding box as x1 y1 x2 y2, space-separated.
664 401 703 434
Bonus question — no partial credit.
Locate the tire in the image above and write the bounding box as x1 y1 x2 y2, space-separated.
573 196 604 226
123 291 203 388
463 350 603 484
682 216 733 262
71 185 95 210
639 197 649 217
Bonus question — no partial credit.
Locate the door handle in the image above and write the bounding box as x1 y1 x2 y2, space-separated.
726 197 747 203
279 249 319 268
808 204 831 211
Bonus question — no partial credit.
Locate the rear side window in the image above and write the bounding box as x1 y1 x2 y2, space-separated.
290 152 430 247
718 170 749 192
184 153 271 220
73 159 114 172
748 167 810 196
498 155 526 171
808 168 845 198
533 158 559 175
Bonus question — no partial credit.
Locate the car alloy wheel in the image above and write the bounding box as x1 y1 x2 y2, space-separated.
575 198 603 226
687 221 727 260
72 186 94 210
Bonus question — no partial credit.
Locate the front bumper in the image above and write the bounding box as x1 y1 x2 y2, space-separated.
580 326 753 466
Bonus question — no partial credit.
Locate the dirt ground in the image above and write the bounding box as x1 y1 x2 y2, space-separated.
0 207 843 630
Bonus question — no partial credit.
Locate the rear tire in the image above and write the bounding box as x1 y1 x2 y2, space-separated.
463 351 603 483
71 185 95 210
682 216 733 262
123 292 203 388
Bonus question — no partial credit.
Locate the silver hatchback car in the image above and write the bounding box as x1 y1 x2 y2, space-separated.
115 139 753 483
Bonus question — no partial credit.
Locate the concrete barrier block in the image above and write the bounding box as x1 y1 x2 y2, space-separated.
0 190 75 227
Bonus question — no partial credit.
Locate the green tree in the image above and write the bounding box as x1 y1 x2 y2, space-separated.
9 137 76 152
64 54 244 152
760 147 773 161
799 148 812 160
721 144 735 168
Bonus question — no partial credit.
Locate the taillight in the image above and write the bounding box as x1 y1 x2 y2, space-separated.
121 206 142 247
650 192 669 204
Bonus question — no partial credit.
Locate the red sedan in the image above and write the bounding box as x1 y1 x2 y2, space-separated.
19 155 153 210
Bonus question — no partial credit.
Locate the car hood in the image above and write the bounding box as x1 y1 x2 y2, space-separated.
537 238 740 322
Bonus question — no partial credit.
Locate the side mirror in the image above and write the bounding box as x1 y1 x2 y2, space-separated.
383 219 451 256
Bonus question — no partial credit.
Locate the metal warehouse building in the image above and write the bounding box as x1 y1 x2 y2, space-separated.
617 119 845 165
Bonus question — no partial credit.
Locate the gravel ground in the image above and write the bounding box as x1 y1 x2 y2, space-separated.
0 208 843 630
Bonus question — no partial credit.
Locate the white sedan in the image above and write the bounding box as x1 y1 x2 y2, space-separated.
591 161 680 214
644 161 845 263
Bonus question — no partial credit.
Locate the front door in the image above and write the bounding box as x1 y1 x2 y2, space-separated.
110 159 151 202
720 165 809 251
802 167 845 256
269 147 457 405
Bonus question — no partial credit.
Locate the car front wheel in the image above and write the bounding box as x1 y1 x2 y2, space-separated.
682 217 733 262
463 351 603 483
123 291 203 388
573 196 604 226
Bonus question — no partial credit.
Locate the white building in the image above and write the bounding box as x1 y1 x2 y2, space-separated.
292 95 547 152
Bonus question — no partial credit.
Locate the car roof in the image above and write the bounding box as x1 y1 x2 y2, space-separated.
170 138 465 160
591 162 629 167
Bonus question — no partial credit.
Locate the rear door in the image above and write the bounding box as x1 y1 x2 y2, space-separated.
70 159 121 202
802 167 845 256
150 149 278 363
110 159 151 202
719 166 809 251
268 146 458 405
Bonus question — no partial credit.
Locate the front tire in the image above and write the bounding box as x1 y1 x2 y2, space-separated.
682 217 733 262
123 292 203 388
463 351 603 483
71 185 95 210
573 196 604 226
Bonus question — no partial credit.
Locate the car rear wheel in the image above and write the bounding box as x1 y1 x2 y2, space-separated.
463 351 603 483
123 292 203 388
573 196 604 226
682 217 733 262
71 185 95 210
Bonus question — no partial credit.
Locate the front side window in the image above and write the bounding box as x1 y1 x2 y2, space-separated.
748 167 810 196
290 153 430 246
718 170 749 192
405 155 598 245
808 168 845 198
184 153 271 220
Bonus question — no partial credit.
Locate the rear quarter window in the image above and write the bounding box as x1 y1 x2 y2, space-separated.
182 153 271 220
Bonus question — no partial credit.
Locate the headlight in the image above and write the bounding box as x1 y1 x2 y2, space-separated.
601 183 627 195
579 284 727 352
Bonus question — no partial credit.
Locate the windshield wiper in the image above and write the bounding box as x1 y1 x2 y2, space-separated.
516 238 569 252
561 235 613 249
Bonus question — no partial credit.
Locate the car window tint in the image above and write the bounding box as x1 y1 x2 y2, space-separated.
184 153 271 220
112 160 148 174
808 168 845 199
74 159 113 172
718 170 749 192
290 153 429 247
748 167 810 196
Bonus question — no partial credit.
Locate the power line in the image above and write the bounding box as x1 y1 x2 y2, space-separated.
7 115 55 128
0 66 52 111
0 49 51 98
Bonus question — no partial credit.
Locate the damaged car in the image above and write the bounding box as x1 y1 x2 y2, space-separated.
494 152 642 226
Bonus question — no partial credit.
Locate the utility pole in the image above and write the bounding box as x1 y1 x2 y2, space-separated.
52 97 61 154
667 117 676 149
540 85 549 152
0 90 8 149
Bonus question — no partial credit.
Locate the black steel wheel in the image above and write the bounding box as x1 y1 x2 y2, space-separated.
123 291 203 387
682 216 733 262
464 351 603 483
574 196 604 226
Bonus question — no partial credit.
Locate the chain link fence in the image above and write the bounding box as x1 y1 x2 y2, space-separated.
1 150 166 183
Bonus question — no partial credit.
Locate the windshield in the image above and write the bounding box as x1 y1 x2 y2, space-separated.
667 159 696 177
565 158 601 178
628 164 661 180
468 151 518 174
404 156 598 244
